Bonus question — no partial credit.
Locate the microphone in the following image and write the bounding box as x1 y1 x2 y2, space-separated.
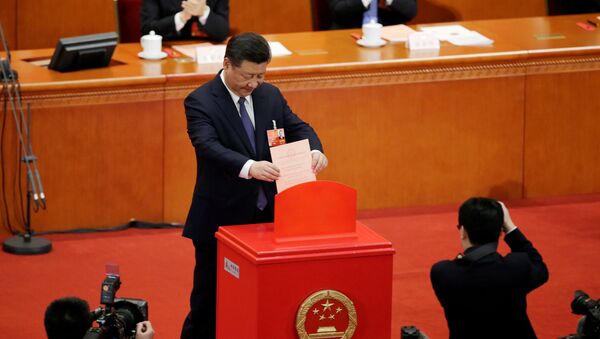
0 58 18 81
0 23 17 81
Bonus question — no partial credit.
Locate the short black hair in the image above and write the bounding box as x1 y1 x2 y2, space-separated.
458 197 503 246
225 32 271 67
44 297 92 339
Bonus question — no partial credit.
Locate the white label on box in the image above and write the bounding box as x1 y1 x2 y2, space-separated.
224 257 240 279
406 32 440 51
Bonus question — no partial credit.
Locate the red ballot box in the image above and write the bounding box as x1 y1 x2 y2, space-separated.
215 181 395 339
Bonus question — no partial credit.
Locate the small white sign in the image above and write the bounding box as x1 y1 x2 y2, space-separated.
224 257 240 279
406 32 440 51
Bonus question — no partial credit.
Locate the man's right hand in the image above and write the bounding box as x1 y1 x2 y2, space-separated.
249 161 280 182
135 321 154 339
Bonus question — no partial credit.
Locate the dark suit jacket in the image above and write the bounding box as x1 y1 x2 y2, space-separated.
328 0 417 29
183 73 323 243
141 0 229 41
430 229 549 339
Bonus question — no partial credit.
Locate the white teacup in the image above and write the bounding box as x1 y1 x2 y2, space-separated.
141 30 162 57
362 22 383 43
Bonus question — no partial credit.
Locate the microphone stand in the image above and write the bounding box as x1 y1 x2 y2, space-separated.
1 22 51 255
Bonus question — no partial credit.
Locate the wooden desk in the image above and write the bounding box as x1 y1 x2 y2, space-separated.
2 14 600 233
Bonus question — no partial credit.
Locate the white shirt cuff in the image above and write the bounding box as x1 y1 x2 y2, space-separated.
362 0 372 9
386 0 393 6
239 159 254 179
198 6 211 25
506 226 518 234
174 12 186 32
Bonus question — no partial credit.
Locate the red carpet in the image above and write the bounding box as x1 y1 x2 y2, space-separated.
1 195 599 338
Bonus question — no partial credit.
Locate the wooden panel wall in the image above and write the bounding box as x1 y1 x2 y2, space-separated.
16 0 117 50
229 0 313 34
524 68 600 198
282 77 525 209
1 87 166 232
0 0 17 50
413 0 548 24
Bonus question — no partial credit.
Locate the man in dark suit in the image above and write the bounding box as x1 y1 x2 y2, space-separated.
141 0 229 41
181 32 328 339
430 197 549 339
328 0 417 29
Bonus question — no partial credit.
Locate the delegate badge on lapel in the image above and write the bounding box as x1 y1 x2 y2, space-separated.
267 120 286 147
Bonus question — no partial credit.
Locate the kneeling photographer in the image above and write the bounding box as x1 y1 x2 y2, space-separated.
44 269 154 339
44 297 153 339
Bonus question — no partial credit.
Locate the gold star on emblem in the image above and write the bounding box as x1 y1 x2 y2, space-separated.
319 314 325 321
329 314 335 320
336 307 342 313
312 308 319 315
321 299 334 312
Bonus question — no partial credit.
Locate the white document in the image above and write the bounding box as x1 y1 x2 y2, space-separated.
447 31 494 46
269 139 316 193
172 42 212 58
380 24 417 42
268 41 293 56
195 41 292 64
419 24 471 41
195 45 226 64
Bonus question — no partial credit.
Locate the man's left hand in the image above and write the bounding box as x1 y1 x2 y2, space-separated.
311 152 328 174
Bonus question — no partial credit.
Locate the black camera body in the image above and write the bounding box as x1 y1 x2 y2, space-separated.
83 274 149 339
560 290 600 339
401 325 428 339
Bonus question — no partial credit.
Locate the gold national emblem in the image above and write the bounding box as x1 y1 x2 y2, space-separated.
296 289 357 339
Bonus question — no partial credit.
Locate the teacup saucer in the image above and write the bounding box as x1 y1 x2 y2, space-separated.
138 51 168 60
356 38 387 48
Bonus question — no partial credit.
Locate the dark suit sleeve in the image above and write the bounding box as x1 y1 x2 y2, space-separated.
185 93 250 177
140 0 179 38
388 0 417 22
201 0 229 42
329 0 367 17
504 228 549 292
430 261 449 306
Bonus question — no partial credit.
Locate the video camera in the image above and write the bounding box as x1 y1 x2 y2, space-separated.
560 290 600 339
401 325 429 339
83 266 149 339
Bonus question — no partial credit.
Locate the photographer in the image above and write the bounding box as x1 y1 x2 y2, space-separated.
44 297 155 339
430 198 549 339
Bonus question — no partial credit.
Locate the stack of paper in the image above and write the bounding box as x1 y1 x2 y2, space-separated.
380 24 417 42
447 31 494 46
418 24 493 46
173 41 292 64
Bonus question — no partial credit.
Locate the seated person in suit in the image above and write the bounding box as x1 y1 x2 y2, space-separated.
141 0 229 42
430 198 549 339
44 297 154 339
548 0 600 14
328 0 417 29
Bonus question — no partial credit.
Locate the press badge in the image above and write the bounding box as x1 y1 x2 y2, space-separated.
267 120 286 147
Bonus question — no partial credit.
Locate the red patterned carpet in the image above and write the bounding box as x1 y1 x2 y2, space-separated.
1 195 599 338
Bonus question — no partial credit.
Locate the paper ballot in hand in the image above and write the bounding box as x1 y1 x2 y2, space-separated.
269 139 316 193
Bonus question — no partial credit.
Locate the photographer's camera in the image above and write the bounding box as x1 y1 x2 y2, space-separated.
84 274 149 339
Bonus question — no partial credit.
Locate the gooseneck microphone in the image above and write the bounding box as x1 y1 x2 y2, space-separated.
1 21 51 254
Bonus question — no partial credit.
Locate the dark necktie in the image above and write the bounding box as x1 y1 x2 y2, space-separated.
238 97 268 210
